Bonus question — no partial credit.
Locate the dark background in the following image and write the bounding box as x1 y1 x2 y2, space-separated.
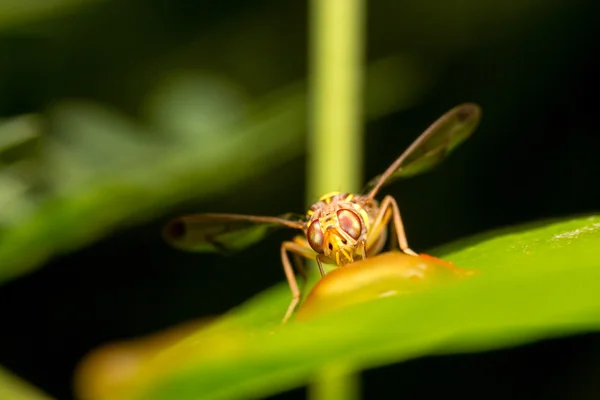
0 0 599 399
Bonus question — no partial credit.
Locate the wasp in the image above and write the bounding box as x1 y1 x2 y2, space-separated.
163 103 481 322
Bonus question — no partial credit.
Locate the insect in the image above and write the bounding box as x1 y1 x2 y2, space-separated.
163 103 482 323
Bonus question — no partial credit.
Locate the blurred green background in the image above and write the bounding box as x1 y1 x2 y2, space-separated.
0 0 599 399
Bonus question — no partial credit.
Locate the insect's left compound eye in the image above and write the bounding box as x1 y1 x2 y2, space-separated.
307 220 324 253
337 209 362 240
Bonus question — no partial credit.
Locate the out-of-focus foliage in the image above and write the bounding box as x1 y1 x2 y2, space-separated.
73 215 600 400
0 365 54 400
0 0 107 28
0 57 430 285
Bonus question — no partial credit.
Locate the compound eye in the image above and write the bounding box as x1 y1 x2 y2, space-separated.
307 220 324 253
337 209 362 240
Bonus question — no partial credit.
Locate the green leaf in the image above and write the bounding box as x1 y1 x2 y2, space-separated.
0 365 55 400
75 214 600 400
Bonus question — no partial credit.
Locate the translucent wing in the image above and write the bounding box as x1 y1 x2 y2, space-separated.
365 103 481 199
163 212 305 254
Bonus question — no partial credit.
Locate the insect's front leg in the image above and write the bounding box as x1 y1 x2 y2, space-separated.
368 195 418 256
280 240 318 324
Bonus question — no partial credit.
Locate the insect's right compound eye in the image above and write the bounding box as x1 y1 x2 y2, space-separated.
307 220 324 253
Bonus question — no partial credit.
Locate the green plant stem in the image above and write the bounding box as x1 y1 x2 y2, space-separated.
308 0 365 399
307 0 364 203
308 363 361 400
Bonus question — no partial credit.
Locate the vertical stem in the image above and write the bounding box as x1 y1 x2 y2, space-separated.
307 362 361 400
308 0 364 399
307 0 364 203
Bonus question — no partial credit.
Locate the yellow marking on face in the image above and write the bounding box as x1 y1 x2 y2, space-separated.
324 229 355 266
340 248 352 262
353 203 371 233
318 191 341 203
344 194 354 201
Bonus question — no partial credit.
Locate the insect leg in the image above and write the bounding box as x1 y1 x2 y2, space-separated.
292 252 307 281
291 236 312 280
359 240 367 260
369 195 418 256
388 219 399 251
292 236 327 276
315 254 327 276
364 206 391 256
280 241 317 324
